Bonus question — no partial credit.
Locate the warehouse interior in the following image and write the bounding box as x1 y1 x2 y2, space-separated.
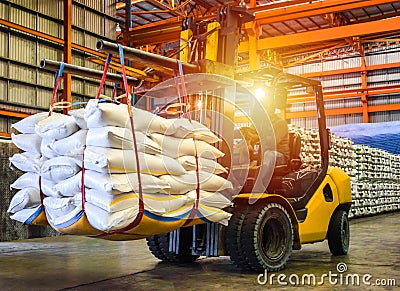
0 0 399 290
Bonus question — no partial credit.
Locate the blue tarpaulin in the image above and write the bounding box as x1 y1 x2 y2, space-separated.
330 121 400 154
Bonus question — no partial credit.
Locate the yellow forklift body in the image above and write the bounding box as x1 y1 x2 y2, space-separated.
299 167 352 244
234 167 351 246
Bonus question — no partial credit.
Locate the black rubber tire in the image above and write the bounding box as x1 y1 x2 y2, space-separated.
146 233 168 261
146 227 199 263
240 203 293 272
328 210 350 256
226 206 251 270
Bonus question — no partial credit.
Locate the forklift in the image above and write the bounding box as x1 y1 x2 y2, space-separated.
135 6 353 272
143 69 352 272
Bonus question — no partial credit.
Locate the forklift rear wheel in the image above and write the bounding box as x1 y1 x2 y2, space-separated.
226 206 251 270
328 210 350 256
146 227 199 263
241 203 293 272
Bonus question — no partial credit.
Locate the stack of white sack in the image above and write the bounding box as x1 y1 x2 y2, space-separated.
8 99 233 233
8 111 82 223
80 99 233 231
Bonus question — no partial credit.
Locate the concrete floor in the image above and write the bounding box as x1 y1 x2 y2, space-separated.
0 212 398 291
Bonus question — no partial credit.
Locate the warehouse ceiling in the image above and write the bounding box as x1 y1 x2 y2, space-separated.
116 0 400 67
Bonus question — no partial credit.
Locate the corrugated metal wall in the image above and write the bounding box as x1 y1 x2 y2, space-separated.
0 0 117 132
287 45 400 128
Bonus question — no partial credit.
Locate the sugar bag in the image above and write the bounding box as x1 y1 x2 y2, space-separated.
11 133 41 153
11 112 48 134
159 171 233 194
41 156 80 182
51 129 87 156
84 146 186 175
35 113 79 140
7 188 41 213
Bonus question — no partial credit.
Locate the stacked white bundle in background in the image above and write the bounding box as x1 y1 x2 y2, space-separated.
289 124 400 219
8 99 233 233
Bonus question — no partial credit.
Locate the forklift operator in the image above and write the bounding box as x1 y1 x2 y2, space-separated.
252 87 290 194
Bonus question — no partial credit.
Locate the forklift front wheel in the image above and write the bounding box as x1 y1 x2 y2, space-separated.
241 202 293 272
328 210 350 256
146 228 199 263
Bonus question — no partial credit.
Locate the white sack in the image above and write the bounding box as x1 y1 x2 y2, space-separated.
41 156 80 182
10 172 39 190
43 197 76 219
84 146 186 175
159 171 233 194
197 204 232 226
10 172 60 197
74 190 137 213
54 170 170 196
7 188 41 213
142 193 188 215
187 190 232 209
75 190 187 214
11 112 48 134
35 113 79 140
10 205 41 223
151 133 224 159
41 138 59 158
11 133 41 153
53 172 82 197
188 120 220 143
9 152 43 173
165 119 219 142
85 99 169 133
85 202 139 232
162 118 194 138
84 170 170 194
41 178 60 197
178 156 227 174
86 126 161 154
166 204 232 226
46 204 82 227
69 108 87 129
51 129 87 156
85 99 197 137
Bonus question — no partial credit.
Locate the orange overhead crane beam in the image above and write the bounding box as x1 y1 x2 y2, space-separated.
239 16 400 52
0 109 30 119
236 102 400 123
300 62 400 78
0 132 11 138
253 0 398 25
286 103 400 119
286 84 400 104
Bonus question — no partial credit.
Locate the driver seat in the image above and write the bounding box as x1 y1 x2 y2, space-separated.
273 132 302 176
241 131 302 193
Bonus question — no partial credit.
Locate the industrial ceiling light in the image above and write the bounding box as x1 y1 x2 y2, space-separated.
254 87 266 100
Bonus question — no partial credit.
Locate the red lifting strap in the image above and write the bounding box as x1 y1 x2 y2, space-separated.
49 62 65 116
96 54 112 99
93 45 144 238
